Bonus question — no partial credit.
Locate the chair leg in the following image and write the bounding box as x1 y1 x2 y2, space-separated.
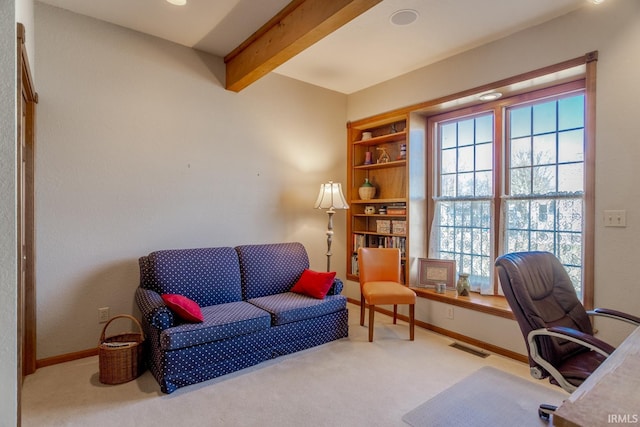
369 304 375 342
409 304 415 341
360 295 365 326
393 304 397 324
538 404 556 419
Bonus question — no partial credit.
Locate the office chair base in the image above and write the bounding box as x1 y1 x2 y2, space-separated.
538 404 557 420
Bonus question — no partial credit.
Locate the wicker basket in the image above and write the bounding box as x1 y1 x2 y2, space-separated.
98 314 145 385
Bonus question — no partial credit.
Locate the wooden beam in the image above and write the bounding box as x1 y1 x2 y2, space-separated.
224 0 382 92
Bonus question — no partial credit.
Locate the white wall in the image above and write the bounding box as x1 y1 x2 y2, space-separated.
16 0 33 64
34 3 347 359
346 0 640 352
0 1 18 423
1 0 34 424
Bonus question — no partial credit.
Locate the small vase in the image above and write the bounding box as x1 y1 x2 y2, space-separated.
358 178 376 200
364 151 373 165
456 273 470 296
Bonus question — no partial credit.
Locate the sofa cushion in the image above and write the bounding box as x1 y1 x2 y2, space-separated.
160 301 271 351
291 269 336 299
145 247 243 307
236 242 309 300
248 292 347 326
162 294 204 323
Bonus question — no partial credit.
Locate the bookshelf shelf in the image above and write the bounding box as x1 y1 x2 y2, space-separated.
354 160 407 170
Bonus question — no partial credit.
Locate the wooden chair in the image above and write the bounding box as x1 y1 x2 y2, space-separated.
357 247 416 342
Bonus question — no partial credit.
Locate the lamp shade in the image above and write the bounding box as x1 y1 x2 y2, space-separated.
314 181 349 210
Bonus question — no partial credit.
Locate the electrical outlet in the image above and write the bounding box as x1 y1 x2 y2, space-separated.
604 210 626 227
446 306 454 320
98 307 110 323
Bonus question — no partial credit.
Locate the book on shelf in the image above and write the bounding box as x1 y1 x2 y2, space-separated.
351 253 359 275
386 203 407 215
379 236 406 256
353 233 406 257
353 234 366 252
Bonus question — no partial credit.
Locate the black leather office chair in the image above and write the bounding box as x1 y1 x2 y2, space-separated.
495 251 640 419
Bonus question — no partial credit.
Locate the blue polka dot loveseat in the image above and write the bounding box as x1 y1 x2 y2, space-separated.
135 242 349 393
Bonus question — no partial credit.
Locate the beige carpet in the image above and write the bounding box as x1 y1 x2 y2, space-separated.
403 366 567 427
21 304 565 427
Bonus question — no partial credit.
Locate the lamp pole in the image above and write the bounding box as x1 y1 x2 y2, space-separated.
325 206 336 272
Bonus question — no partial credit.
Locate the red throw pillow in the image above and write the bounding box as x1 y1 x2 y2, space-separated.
161 294 204 323
290 269 336 299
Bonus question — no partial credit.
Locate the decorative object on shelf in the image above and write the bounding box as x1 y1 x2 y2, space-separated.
376 147 390 163
399 143 407 160
456 273 471 296
364 151 373 165
418 258 456 289
392 220 406 235
314 180 349 272
378 206 387 215
390 123 397 133
358 178 376 200
376 220 391 234
364 206 376 215
436 283 446 294
361 131 373 140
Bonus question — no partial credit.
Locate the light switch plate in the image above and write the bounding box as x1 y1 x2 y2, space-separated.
604 210 626 227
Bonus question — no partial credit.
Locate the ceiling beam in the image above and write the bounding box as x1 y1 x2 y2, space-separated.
224 0 382 92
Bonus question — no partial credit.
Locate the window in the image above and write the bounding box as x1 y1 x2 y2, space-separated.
431 113 494 294
429 83 589 299
504 94 585 297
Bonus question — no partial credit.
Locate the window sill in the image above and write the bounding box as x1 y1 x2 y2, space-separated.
410 287 515 320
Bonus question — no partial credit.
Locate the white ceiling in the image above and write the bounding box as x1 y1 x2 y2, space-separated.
37 0 592 94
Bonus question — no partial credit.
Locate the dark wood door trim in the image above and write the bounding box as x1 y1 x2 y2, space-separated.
17 22 37 379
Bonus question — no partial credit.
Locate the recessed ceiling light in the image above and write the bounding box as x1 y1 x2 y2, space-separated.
479 92 502 101
591 0 606 4
166 0 187 5
390 9 419 26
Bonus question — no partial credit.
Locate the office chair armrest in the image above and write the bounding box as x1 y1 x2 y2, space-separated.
546 326 616 355
528 327 615 393
587 308 640 326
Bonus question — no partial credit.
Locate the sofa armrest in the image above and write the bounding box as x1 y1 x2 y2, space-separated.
327 278 344 295
135 287 174 330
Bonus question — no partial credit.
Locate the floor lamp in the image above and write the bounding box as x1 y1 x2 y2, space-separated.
314 181 349 272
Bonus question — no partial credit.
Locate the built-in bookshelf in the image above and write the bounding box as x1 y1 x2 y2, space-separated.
347 112 426 284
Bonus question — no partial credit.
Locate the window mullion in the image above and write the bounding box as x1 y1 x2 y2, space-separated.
493 106 503 294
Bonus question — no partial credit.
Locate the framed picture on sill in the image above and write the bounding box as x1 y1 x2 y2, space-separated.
418 258 456 289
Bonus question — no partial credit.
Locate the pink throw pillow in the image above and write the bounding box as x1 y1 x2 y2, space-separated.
290 269 336 299
161 294 204 323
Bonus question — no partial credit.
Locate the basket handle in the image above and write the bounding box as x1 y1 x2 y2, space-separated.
99 314 144 344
